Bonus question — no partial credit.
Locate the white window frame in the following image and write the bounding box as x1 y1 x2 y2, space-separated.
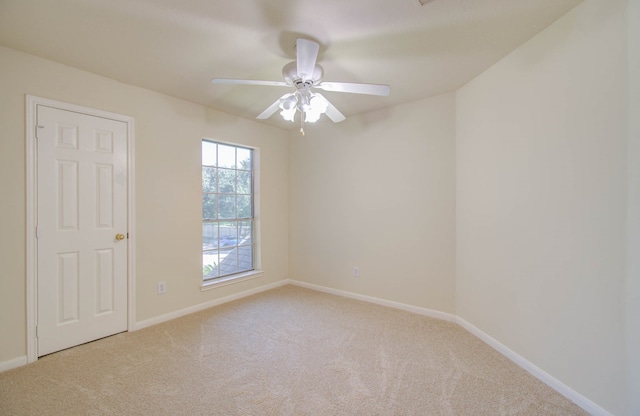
201 139 262 290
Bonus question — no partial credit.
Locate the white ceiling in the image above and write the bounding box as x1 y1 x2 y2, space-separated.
0 0 582 129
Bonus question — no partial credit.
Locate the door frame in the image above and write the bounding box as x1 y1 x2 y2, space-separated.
25 95 136 363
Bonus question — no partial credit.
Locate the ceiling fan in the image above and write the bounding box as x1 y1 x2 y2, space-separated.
212 38 390 133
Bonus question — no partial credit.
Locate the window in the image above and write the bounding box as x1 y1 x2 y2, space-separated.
202 140 254 282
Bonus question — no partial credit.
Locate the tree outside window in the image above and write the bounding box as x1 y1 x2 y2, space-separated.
202 140 254 280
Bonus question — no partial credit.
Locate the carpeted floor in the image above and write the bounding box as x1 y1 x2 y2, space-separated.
0 285 587 415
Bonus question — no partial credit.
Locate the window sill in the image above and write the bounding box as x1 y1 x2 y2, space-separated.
200 270 264 291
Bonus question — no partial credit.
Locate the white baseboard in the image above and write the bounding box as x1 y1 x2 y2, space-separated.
132 279 289 331
289 280 610 416
3 279 289 371
289 280 458 323
1 278 613 415
0 356 28 373
456 317 612 416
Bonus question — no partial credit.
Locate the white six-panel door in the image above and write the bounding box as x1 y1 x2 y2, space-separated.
36 105 128 356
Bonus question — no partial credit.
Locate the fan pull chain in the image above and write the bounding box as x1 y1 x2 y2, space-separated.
300 112 305 136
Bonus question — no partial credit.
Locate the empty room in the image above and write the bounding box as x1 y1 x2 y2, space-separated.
0 0 638 414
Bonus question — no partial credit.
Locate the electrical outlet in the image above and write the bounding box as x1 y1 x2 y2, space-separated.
353 267 360 277
157 281 167 295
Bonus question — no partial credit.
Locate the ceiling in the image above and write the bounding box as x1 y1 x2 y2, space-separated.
0 0 582 129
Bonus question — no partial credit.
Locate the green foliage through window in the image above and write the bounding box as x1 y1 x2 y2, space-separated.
202 141 254 280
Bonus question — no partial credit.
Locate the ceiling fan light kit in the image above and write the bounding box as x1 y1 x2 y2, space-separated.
212 38 391 134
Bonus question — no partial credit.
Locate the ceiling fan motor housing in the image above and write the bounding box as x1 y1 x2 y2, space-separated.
282 61 324 87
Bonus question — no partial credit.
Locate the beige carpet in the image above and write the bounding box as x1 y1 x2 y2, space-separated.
0 285 587 415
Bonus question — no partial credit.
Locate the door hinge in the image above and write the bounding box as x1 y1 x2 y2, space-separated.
35 325 39 338
35 125 44 140
35 226 39 239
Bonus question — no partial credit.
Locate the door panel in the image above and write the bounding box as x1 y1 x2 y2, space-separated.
37 105 128 356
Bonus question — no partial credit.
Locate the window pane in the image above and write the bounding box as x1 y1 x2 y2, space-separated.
219 221 237 247
218 195 236 219
217 168 236 193
202 167 217 193
202 194 217 220
202 141 217 166
202 140 254 281
237 195 252 219
218 247 238 276
238 246 253 271
203 250 219 279
237 170 251 194
203 222 218 250
238 220 253 245
218 144 236 169
237 147 251 170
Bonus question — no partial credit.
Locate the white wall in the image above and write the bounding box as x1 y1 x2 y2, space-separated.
288 93 456 313
456 0 629 414
0 45 289 363
627 0 640 412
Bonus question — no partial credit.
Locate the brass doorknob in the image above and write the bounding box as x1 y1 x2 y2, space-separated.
115 233 125 241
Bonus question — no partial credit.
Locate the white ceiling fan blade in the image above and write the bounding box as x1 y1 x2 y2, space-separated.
316 82 390 96
314 93 345 123
296 39 320 82
212 78 289 87
256 94 291 119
